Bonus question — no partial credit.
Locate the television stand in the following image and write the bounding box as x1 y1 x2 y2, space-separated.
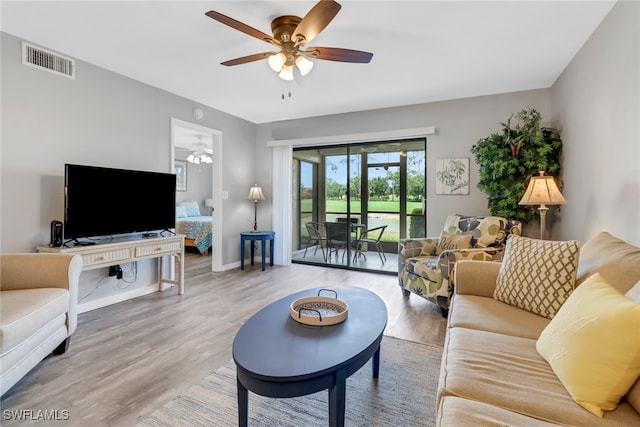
38 235 185 312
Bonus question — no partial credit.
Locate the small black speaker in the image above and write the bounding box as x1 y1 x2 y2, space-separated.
50 220 63 247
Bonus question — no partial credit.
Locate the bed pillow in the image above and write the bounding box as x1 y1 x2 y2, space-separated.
536 273 640 417
435 231 473 256
175 206 188 218
494 235 579 319
178 201 201 217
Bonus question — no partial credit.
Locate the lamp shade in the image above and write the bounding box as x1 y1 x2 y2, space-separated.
248 185 265 201
519 171 566 207
295 55 314 76
268 52 286 72
278 65 294 81
204 198 214 208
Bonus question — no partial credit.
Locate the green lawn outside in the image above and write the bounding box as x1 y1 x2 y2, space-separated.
300 199 422 213
299 199 424 243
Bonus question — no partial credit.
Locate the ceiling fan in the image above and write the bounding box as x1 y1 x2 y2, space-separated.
176 137 213 164
205 0 373 81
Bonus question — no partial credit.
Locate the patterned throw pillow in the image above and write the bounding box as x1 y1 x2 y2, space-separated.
435 231 473 256
494 235 579 319
175 206 188 218
178 201 201 217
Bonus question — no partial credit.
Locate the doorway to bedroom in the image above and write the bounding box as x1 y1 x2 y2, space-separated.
171 118 223 272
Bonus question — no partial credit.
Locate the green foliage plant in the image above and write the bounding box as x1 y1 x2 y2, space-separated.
470 107 562 225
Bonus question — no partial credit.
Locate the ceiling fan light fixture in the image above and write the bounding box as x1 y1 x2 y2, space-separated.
206 2 373 81
268 52 286 72
295 55 314 76
279 64 294 81
187 151 212 165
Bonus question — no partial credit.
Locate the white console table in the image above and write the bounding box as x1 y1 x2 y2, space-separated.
38 235 185 309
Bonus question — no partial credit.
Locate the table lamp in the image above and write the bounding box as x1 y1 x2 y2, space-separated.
518 171 566 240
204 198 214 214
248 184 265 231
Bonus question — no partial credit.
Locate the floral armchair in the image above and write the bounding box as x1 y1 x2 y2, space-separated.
398 214 522 317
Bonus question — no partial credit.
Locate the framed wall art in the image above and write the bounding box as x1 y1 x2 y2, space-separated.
174 160 187 192
435 157 469 195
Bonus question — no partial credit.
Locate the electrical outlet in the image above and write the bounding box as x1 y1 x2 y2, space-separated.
109 265 123 279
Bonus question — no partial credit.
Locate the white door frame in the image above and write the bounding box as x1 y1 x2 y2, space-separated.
170 118 224 272
268 126 436 263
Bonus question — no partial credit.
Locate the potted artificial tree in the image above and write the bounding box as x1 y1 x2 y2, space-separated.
470 107 563 226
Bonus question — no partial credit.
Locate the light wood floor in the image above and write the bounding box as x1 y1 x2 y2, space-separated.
0 254 446 426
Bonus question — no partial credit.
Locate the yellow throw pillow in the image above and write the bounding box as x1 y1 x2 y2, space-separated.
536 273 640 417
435 231 472 256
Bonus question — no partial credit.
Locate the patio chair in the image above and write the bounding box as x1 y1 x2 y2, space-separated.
324 221 350 263
353 225 388 264
303 222 327 262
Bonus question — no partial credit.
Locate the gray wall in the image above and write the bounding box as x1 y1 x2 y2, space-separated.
256 0 640 246
3 0 638 279
551 0 640 245
257 89 552 237
1 32 257 304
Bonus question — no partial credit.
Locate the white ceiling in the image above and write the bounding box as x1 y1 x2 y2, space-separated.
1 1 616 124
173 126 213 152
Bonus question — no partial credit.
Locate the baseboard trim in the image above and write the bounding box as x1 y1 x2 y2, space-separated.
78 259 280 311
218 257 273 272
78 283 162 313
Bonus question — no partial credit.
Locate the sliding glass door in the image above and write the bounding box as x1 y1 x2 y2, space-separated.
292 139 426 274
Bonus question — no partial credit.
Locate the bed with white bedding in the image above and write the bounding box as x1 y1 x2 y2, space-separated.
176 201 212 254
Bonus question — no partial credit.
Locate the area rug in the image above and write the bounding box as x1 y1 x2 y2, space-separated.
139 336 442 427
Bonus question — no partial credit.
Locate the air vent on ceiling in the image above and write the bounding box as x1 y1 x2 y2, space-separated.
21 41 75 79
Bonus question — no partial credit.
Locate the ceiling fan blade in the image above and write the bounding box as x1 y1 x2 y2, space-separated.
305 47 373 63
205 10 280 46
221 52 274 66
292 0 342 46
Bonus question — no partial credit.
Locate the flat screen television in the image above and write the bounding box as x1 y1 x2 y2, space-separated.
64 164 176 241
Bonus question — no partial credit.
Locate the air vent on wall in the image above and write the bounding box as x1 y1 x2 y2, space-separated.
21 41 75 79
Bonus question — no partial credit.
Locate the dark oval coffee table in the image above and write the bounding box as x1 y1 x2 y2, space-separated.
232 287 388 427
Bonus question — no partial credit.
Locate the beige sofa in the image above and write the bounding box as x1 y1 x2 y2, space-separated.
437 232 640 425
1 253 82 396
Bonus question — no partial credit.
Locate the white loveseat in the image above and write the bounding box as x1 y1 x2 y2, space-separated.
1 253 82 396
